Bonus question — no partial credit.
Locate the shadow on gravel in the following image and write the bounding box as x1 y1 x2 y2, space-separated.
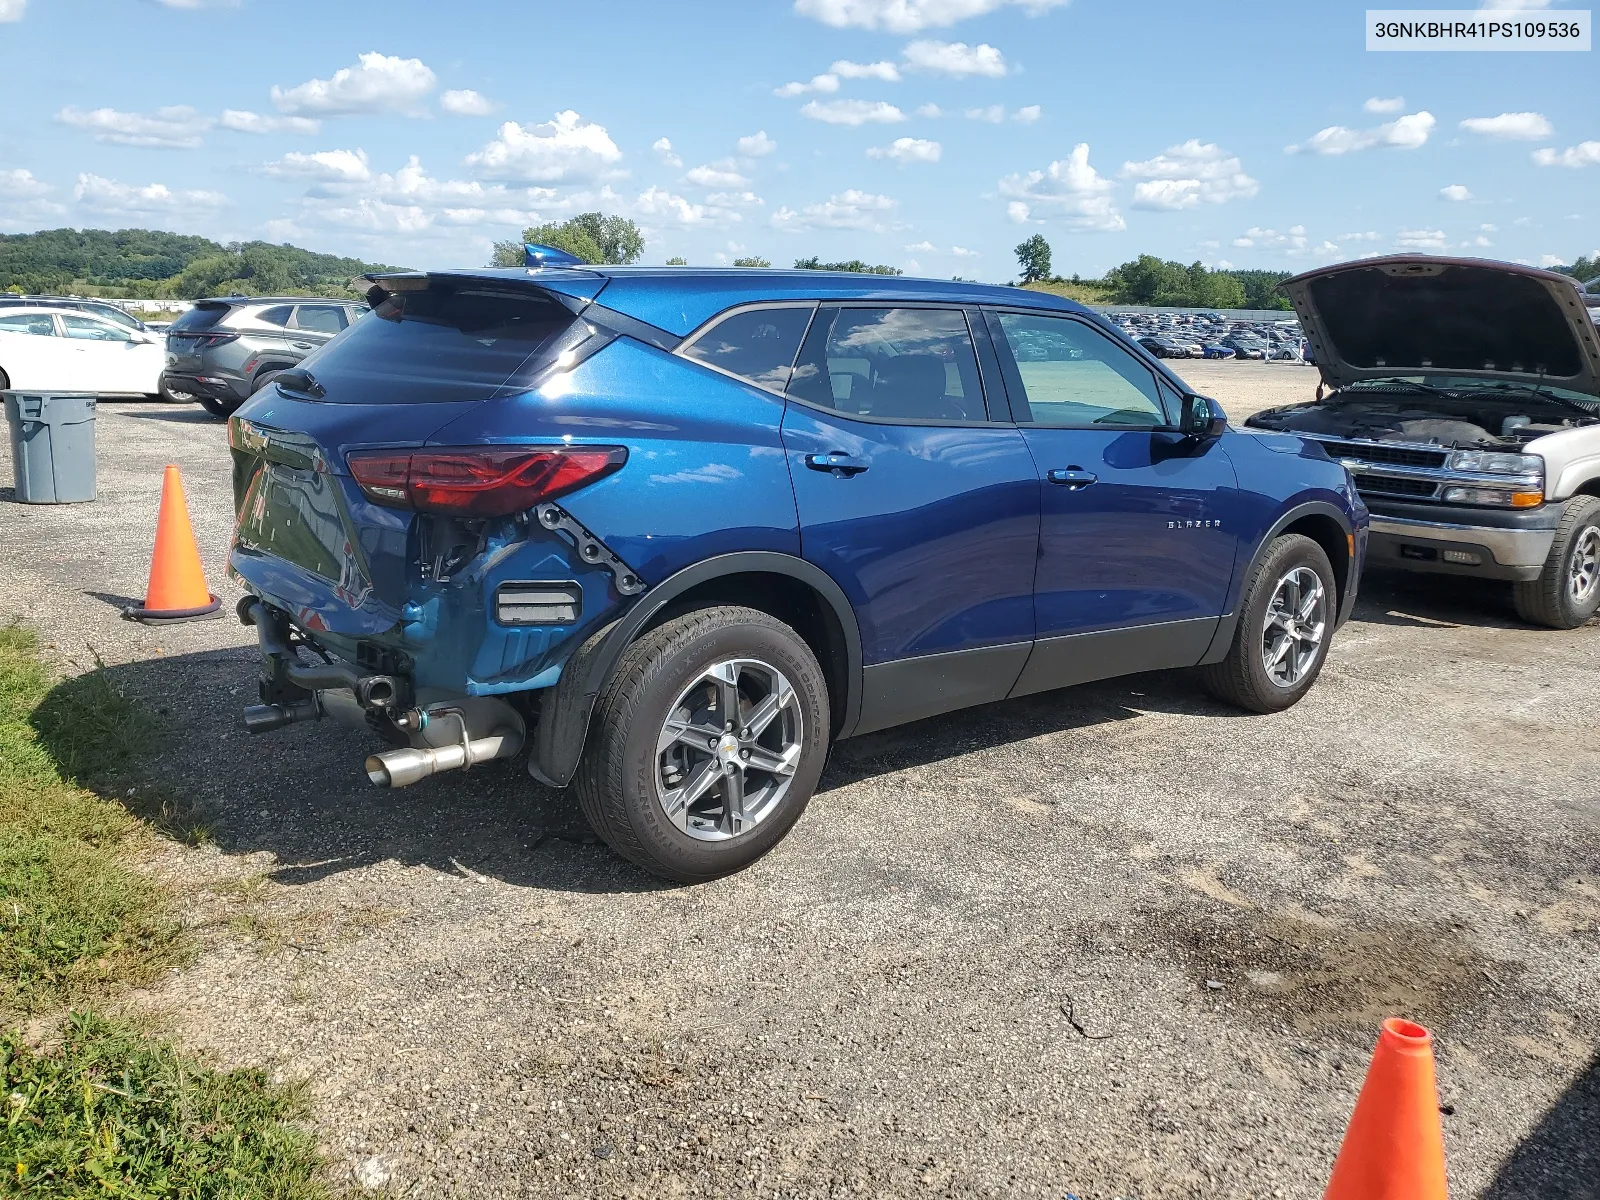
1351 570 1525 630
117 408 223 426
39 646 1219 896
1483 1053 1599 1200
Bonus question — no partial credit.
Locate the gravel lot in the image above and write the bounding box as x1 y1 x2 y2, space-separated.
1 365 1595 1199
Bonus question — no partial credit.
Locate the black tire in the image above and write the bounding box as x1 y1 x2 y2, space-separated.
0 368 9 390
574 605 830 884
158 374 193 403
1199 533 1336 714
197 396 241 419
1513 496 1600 629
252 369 285 396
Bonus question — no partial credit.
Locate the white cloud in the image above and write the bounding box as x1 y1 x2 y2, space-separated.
905 239 937 251
56 105 213 149
1532 141 1600 168
795 0 1068 34
263 148 373 188
965 105 1005 123
831 59 902 81
0 168 50 198
951 245 978 257
1338 230 1382 242
1460 111 1553 140
737 130 778 157
1288 111 1435 155
1439 183 1472 201
271 52 437 117
465 111 622 182
800 99 907 126
867 136 942 163
1121 139 1258 210
440 89 496 117
219 109 320 135
771 189 899 232
1231 225 1309 252
73 173 227 215
685 160 751 188
1479 223 1498 233
997 144 1124 232
902 39 1009 77
1396 227 1448 250
635 185 747 228
916 103 944 118
1540 253 1565 267
775 74 840 97
1013 104 1041 123
652 137 682 168
1364 96 1406 114
0 0 24 21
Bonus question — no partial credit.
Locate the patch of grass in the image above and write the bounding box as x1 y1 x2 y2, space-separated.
0 625 181 1015
1 1010 326 1198
1022 278 1119 306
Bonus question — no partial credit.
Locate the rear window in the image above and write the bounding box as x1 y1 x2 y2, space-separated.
169 303 234 333
290 286 578 404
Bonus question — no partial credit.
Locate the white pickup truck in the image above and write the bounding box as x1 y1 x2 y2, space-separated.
1246 255 1600 628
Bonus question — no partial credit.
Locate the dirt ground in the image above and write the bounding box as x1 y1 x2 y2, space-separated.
1 366 1595 1199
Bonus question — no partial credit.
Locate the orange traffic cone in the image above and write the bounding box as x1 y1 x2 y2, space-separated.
123 465 222 624
1324 1018 1450 1200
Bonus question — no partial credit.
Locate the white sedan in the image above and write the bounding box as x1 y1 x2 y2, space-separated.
0 306 166 397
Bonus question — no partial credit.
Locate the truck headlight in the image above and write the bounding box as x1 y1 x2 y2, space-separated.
1447 450 1542 476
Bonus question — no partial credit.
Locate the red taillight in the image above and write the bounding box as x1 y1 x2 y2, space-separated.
194 332 239 347
347 446 626 517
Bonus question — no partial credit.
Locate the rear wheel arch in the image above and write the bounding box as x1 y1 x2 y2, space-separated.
530 553 863 789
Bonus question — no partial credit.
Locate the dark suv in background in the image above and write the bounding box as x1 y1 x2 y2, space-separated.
162 296 366 417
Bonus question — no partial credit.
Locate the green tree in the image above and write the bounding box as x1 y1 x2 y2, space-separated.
1014 234 1052 284
793 256 902 275
493 212 645 267
664 256 689 266
732 256 771 268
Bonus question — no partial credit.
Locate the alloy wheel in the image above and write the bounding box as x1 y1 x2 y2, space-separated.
1261 566 1327 688
655 658 803 842
1569 527 1600 605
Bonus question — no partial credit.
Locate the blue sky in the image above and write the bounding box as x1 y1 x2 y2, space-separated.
0 0 1593 279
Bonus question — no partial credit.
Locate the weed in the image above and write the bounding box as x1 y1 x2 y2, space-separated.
0 626 182 1015
1 1009 326 1198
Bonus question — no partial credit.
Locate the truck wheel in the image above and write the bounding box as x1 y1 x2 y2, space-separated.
1513 496 1600 629
574 606 831 884
1199 533 1336 714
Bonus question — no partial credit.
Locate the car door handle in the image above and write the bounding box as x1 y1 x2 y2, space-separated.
290 341 315 350
805 452 870 476
1047 468 1098 489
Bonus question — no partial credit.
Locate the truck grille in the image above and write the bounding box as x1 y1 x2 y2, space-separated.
1314 439 1449 469
1355 475 1440 499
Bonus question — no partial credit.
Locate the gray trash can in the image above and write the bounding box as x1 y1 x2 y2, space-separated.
4 392 97 503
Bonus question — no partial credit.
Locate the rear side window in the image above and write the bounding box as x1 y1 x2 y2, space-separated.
291 286 577 404
681 306 812 392
169 304 233 333
292 304 347 334
788 306 985 422
256 305 293 327
0 313 55 336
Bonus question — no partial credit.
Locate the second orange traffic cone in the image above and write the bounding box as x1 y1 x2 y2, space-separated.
123 465 222 624
1324 1018 1449 1200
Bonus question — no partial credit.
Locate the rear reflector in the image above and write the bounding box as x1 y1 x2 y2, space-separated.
495 581 580 625
347 445 626 517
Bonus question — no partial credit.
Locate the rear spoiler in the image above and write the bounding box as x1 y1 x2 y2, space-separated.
357 270 684 355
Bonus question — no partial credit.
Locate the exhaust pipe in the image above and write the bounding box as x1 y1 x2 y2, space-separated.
243 698 320 733
365 728 523 788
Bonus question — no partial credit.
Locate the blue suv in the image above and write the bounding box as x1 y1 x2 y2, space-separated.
229 261 1368 882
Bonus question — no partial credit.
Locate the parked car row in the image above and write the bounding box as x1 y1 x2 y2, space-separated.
1109 309 1312 362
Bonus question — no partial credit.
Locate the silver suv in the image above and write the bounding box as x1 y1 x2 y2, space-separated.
162 296 366 417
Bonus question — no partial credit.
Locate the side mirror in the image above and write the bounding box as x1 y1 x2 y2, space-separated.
133 332 156 344
1180 393 1228 439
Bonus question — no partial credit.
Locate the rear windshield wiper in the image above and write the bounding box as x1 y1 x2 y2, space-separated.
275 368 326 399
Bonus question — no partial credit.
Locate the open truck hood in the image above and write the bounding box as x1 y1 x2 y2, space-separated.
1282 255 1600 399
